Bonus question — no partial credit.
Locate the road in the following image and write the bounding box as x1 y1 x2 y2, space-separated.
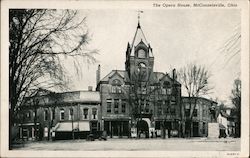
13 138 240 151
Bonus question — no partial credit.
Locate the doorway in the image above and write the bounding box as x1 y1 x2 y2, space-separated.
193 122 199 137
137 120 149 138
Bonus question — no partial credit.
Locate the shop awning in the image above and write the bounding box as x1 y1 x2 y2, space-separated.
18 123 40 126
54 121 90 132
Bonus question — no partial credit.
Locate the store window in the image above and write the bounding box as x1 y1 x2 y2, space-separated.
60 109 65 120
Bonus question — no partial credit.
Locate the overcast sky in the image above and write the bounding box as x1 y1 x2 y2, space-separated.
63 9 240 105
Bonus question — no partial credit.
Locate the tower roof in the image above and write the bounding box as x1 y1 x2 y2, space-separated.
130 23 153 57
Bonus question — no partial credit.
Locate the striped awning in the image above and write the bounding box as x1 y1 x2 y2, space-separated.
54 121 90 132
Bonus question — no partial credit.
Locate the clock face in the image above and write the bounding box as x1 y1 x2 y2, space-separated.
138 49 146 58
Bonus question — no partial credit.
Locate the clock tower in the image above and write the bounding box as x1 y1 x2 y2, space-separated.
125 22 154 82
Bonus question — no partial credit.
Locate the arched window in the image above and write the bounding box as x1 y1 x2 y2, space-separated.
92 108 97 119
69 108 73 120
137 63 147 77
138 49 146 58
83 108 88 119
112 79 122 86
44 109 49 121
60 109 65 120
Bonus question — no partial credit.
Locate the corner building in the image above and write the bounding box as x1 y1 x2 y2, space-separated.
96 23 182 138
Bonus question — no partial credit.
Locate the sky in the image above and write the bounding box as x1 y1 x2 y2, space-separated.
63 9 240 106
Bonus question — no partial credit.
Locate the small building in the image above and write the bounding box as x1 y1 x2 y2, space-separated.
217 106 239 137
181 97 217 137
217 111 229 138
18 90 101 140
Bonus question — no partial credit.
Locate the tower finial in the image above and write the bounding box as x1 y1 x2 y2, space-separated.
137 10 143 28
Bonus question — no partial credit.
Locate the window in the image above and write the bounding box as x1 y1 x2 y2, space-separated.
44 110 49 121
60 109 65 120
69 108 73 120
111 86 116 93
111 80 122 94
107 99 112 113
114 99 119 114
193 109 198 117
83 108 88 119
162 88 166 95
185 109 190 117
138 49 146 58
141 86 146 94
202 122 206 134
117 86 122 93
111 86 122 94
170 107 176 116
92 108 97 119
167 88 172 95
52 108 55 120
157 100 162 115
145 100 149 113
122 101 126 113
26 111 31 119
202 108 205 117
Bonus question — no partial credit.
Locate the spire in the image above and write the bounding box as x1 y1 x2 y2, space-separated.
131 10 147 49
129 11 153 57
137 10 143 29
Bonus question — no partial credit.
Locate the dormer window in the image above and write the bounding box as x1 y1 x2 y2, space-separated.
138 49 146 58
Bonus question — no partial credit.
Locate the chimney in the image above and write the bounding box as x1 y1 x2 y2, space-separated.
96 64 101 85
172 69 176 80
88 86 93 91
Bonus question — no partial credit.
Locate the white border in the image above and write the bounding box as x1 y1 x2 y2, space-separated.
1 0 249 157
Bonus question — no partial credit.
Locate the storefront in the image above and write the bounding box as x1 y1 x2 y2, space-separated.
54 121 91 140
104 120 130 138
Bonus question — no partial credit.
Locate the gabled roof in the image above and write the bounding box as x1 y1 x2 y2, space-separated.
100 70 130 82
154 72 165 80
130 23 153 57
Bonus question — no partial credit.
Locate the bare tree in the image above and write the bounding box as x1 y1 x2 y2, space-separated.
230 78 241 137
9 9 97 148
177 63 213 137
